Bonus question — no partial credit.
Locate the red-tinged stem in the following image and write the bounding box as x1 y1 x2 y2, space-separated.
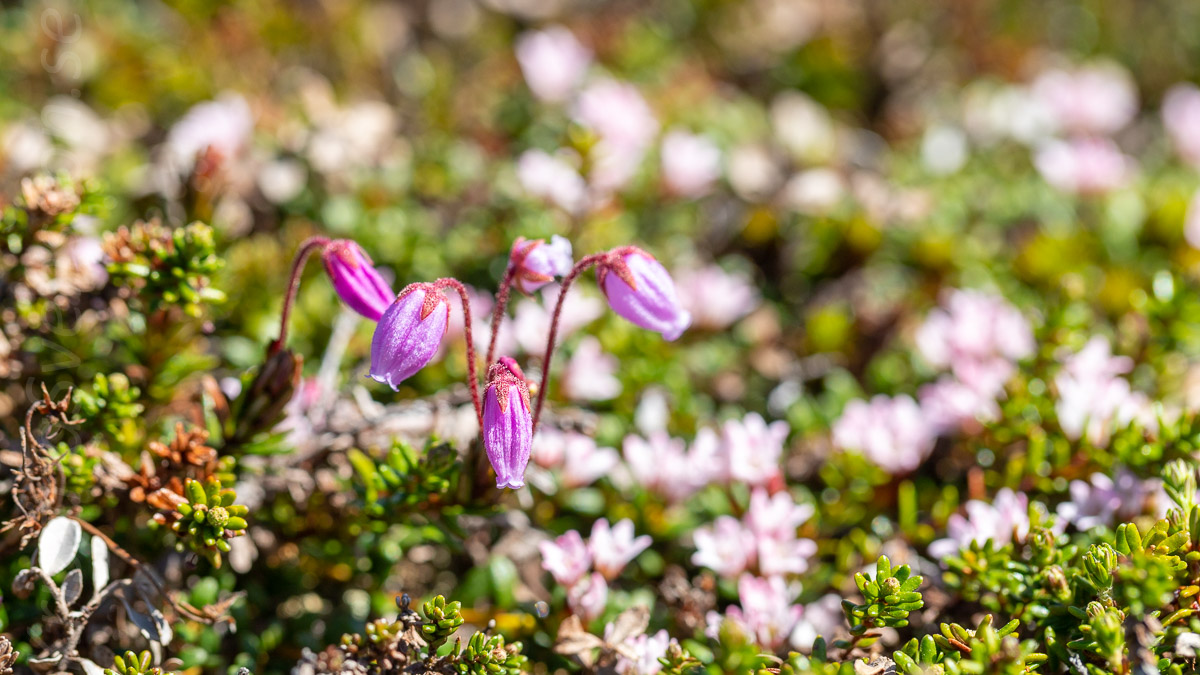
436 278 483 426
532 253 608 431
486 265 517 367
270 236 331 354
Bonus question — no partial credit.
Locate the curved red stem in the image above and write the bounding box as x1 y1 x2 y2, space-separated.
436 278 483 426
270 236 331 354
532 253 607 431
486 266 517 367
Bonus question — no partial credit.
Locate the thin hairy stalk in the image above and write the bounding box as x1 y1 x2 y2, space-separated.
270 236 331 354
435 278 483 426
532 253 607 431
485 265 516 367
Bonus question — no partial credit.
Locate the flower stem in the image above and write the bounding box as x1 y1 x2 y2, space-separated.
486 266 516 367
435 278 483 426
270 236 330 354
532 253 607 431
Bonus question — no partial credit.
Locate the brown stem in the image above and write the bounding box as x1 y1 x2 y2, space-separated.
435 278 483 426
532 253 607 431
486 266 517 367
71 516 219 625
270 236 331 354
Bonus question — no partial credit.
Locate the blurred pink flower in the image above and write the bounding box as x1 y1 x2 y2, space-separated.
756 534 818 578
166 94 253 170
531 427 568 468
59 234 109 291
721 413 788 486
567 572 608 621
1032 62 1138 136
560 433 620 488
692 515 756 579
712 575 804 650
1034 137 1132 196
1164 84 1200 168
915 289 1033 397
442 285 516 361
589 518 651 580
539 530 591 587
512 284 604 354
676 264 760 330
623 431 701 502
918 376 1000 433
573 79 658 195
573 79 658 154
694 489 816 579
745 489 814 540
746 490 817 577
687 427 724 486
515 26 592 103
517 149 587 213
1185 189 1200 249
1055 336 1156 446
607 627 671 675
832 394 935 474
563 336 622 401
660 130 721 197
1057 470 1152 530
928 488 1031 558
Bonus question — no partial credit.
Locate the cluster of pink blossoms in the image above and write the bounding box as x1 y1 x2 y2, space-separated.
538 519 651 622
928 488 1037 558
514 26 721 213
603 625 674 675
624 413 789 501
1054 336 1157 447
1057 470 1156 530
705 575 804 651
833 289 1033 474
692 489 816 579
529 428 620 490
1030 61 1137 196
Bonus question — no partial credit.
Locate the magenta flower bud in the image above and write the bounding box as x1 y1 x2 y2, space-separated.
482 357 533 489
597 246 691 341
368 283 448 389
510 235 573 294
322 239 394 321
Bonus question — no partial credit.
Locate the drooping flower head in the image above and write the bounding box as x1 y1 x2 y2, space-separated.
368 283 448 389
510 235 574 294
596 246 691 341
322 239 394 321
483 357 534 489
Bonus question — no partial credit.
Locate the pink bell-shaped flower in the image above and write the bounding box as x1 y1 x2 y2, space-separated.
322 239 394 321
482 357 534 489
597 246 691 340
368 283 448 389
510 235 574 294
